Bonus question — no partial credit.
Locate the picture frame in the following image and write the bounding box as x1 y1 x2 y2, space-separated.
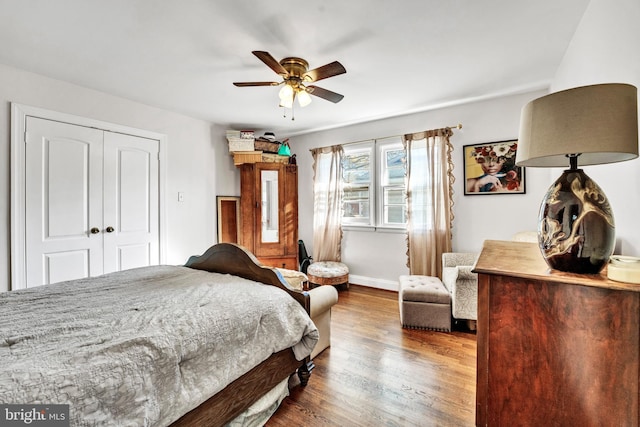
216 196 241 243
463 139 525 195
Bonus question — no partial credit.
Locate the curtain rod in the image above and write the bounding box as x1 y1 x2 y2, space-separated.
308 123 462 151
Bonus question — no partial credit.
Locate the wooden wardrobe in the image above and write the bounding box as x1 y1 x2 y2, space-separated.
239 162 298 270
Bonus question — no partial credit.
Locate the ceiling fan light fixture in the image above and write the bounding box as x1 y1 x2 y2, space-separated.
297 89 312 107
279 98 293 109
278 84 294 101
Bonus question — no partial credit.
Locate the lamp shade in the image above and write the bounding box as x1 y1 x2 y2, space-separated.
516 83 638 168
515 83 639 274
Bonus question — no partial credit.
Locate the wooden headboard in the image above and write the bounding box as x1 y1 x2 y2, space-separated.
185 242 310 313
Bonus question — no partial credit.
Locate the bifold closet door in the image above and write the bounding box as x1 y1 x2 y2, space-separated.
24 117 159 287
102 131 159 273
25 117 104 286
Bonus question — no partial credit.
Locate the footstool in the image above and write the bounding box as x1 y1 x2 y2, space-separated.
307 261 349 289
398 275 451 332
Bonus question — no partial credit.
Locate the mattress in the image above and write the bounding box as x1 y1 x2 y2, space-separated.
0 266 318 426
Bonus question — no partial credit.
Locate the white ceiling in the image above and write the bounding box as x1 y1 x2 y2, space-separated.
0 0 590 137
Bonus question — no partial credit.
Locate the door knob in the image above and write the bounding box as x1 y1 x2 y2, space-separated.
90 227 100 234
105 226 115 233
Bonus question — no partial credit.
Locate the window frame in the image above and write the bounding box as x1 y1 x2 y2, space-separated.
341 141 375 227
377 137 407 229
341 137 407 231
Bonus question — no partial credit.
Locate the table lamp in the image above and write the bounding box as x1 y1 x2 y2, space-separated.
516 83 638 274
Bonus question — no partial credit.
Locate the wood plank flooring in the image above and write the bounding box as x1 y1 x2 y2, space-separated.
267 285 477 427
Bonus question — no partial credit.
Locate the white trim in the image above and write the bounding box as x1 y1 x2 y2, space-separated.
10 104 27 289
348 274 399 292
342 225 405 234
374 226 406 234
342 225 376 232
10 103 168 290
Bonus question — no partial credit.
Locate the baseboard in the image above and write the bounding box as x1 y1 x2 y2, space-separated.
349 275 398 292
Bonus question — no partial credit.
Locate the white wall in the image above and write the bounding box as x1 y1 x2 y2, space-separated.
291 0 640 289
550 0 640 256
3 0 636 292
290 90 548 289
0 63 239 292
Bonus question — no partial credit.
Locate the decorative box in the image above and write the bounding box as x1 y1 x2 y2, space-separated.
254 140 280 154
226 129 241 139
228 137 255 152
261 153 289 164
240 130 254 139
233 151 263 166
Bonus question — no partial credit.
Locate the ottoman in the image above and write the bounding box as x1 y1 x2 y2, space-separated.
398 275 451 332
307 261 349 289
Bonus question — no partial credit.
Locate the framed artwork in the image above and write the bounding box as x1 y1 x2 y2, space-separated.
216 196 240 243
463 139 526 195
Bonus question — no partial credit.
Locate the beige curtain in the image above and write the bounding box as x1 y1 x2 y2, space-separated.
404 128 455 278
311 145 344 261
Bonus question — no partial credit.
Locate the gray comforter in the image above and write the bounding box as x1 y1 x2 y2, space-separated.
0 266 318 426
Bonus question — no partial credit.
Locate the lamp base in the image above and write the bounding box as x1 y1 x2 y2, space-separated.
538 168 615 274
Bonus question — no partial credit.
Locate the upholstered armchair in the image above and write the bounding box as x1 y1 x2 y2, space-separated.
277 268 339 359
308 285 339 358
441 252 479 327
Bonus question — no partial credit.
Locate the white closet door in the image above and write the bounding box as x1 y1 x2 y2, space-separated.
103 132 159 272
25 117 104 286
24 118 161 288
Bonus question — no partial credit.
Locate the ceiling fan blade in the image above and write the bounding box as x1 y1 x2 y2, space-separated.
306 85 344 103
252 51 288 76
303 61 346 82
233 81 280 87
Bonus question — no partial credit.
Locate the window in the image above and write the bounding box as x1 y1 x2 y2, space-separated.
342 136 406 229
379 141 407 227
342 143 373 226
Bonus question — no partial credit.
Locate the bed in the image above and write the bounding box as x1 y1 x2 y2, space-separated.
0 243 318 426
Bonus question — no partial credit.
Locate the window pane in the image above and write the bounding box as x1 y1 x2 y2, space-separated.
343 185 370 222
344 169 370 184
343 153 370 184
387 167 405 185
344 187 369 201
342 144 374 226
385 188 405 204
386 149 406 168
384 187 406 225
382 148 406 186
385 205 406 224
344 201 370 218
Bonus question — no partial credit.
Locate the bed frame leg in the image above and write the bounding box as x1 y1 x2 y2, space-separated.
298 357 315 386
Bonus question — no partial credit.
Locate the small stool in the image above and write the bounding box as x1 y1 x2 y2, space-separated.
307 261 349 289
398 275 451 332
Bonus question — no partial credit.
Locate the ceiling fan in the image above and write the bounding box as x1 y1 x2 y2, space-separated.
233 51 346 110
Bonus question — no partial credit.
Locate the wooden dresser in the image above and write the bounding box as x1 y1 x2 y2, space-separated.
239 162 298 270
474 240 640 426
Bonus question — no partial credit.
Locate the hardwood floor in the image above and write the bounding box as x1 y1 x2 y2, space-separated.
267 285 477 427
